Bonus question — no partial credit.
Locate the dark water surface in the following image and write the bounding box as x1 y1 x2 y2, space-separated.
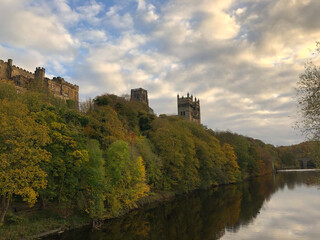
49 171 320 240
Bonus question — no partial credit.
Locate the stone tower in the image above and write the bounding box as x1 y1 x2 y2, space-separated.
177 93 201 124
34 67 45 82
130 88 149 106
34 67 46 89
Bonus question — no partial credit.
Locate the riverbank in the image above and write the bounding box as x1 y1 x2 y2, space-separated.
1 176 275 240
0 191 177 240
38 171 320 240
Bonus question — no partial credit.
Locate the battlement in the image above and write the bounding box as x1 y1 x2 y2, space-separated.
177 92 201 124
52 76 64 83
0 59 79 103
12 65 33 74
177 93 200 103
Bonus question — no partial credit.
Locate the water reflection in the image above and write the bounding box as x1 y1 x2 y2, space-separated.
51 171 320 240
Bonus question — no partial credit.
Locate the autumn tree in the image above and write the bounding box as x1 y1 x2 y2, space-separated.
78 139 106 220
135 137 163 189
150 117 200 191
105 140 149 216
221 143 241 183
85 106 126 149
0 99 50 224
297 42 320 140
35 108 89 210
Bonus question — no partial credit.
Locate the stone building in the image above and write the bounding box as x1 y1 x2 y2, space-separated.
177 93 201 124
0 59 79 103
130 88 149 106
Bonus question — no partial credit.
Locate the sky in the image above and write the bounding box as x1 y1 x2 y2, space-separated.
1 0 320 146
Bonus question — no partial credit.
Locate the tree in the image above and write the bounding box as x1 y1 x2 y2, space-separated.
0 99 50 224
221 143 240 183
105 140 149 216
150 118 200 191
135 137 163 189
85 106 126 148
78 140 106 220
35 108 89 210
297 42 320 140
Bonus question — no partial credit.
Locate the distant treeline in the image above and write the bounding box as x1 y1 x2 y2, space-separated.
0 83 317 224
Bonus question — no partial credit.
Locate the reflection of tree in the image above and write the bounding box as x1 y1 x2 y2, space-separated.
57 172 319 240
275 171 320 190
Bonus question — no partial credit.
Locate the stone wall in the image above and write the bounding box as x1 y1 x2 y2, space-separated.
11 65 34 79
0 59 79 103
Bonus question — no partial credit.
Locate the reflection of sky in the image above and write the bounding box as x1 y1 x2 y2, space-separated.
221 185 320 240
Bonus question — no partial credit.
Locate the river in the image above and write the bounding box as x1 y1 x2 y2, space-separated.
48 170 320 240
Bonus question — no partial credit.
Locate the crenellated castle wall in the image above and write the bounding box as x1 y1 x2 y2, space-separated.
11 65 34 79
0 59 79 103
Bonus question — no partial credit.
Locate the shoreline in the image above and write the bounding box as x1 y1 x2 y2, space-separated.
3 170 307 239
277 169 319 172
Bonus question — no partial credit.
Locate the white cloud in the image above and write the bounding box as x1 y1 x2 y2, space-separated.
0 0 78 68
2 0 319 145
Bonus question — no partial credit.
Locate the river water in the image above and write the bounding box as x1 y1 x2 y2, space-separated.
50 170 320 240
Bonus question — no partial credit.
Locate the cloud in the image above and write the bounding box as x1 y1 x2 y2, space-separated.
0 0 77 56
1 0 319 145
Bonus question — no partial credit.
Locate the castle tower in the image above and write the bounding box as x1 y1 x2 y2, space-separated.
130 88 149 106
33 67 47 90
35 67 45 82
177 93 201 124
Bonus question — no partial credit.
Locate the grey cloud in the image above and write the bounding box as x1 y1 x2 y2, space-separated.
2 0 318 145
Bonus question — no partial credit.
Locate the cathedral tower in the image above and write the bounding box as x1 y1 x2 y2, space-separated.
177 93 200 124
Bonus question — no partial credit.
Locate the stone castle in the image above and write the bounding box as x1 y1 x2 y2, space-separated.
177 93 201 124
0 59 200 123
130 88 201 124
0 59 79 102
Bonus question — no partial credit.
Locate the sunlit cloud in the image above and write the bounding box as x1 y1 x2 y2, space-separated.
1 0 319 145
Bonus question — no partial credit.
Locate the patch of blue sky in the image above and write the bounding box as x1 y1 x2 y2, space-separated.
0 43 19 51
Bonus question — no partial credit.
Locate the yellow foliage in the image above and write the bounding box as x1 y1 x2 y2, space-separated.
222 143 240 183
0 99 50 207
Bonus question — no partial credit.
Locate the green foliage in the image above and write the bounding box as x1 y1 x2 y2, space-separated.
105 141 149 216
0 83 18 101
4 212 26 225
78 139 106 219
35 107 89 209
311 142 320 168
135 137 163 189
277 141 317 169
86 106 126 148
93 94 155 134
0 83 283 227
150 117 241 190
221 144 241 183
150 117 200 191
214 131 275 178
